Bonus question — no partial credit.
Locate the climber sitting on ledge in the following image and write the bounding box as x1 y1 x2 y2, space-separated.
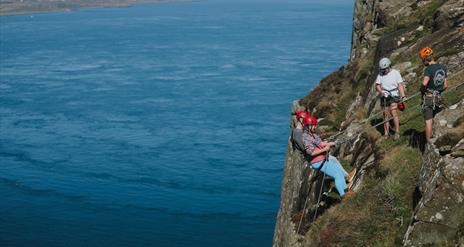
302 115 355 198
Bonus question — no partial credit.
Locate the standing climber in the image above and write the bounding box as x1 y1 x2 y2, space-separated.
302 115 355 198
419 47 448 143
375 57 407 139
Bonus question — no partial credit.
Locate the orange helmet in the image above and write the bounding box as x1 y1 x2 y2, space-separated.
419 47 433 60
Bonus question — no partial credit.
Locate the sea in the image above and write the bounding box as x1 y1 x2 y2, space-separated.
0 0 353 246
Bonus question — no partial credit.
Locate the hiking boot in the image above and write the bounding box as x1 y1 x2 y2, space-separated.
394 133 400 140
345 168 357 184
342 189 354 200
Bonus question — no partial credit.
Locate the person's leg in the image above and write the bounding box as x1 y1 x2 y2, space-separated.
334 174 347 197
425 119 433 143
321 160 347 197
391 103 400 134
329 155 348 176
310 160 323 170
422 101 434 143
384 107 391 136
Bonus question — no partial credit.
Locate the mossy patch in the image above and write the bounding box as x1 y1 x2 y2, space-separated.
304 145 422 246
388 0 445 31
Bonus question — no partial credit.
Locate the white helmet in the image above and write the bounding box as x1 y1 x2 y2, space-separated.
379 57 391 69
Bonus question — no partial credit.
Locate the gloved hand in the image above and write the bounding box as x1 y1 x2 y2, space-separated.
420 85 427 94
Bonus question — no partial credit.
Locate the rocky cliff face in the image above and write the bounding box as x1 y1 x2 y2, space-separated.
273 0 464 246
403 100 464 246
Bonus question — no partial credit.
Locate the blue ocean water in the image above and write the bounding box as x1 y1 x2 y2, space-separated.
0 1 353 246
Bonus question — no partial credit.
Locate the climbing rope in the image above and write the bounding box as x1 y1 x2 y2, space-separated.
312 161 327 223
359 90 422 125
370 81 464 132
294 81 464 235
326 89 424 141
296 153 329 235
328 81 464 143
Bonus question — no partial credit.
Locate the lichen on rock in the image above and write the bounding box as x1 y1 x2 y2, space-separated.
273 0 464 246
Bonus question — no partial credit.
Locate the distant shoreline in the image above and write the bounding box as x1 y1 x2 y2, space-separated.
0 0 191 16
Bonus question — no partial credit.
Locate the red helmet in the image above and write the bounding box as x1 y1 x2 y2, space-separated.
296 111 309 119
398 102 405 111
303 115 318 126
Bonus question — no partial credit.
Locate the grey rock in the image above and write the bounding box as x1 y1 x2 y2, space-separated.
403 103 464 246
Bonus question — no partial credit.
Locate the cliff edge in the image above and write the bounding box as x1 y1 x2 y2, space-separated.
273 0 464 246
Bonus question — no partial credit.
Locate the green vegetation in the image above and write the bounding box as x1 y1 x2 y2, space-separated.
435 47 460 59
332 89 356 127
387 0 445 31
339 158 352 171
305 69 464 246
305 144 422 247
327 53 375 131
293 1 462 243
302 57 464 244
420 0 445 24
0 0 175 15
296 0 464 245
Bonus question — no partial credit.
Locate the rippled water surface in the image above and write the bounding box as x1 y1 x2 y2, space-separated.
0 1 352 246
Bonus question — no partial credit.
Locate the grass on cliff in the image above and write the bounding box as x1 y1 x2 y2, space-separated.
305 144 422 247
329 52 376 131
304 69 464 246
300 0 463 241
386 0 445 31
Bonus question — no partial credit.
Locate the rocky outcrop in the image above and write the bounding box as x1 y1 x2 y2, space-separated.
272 103 310 247
273 101 341 247
273 103 378 247
403 100 464 246
274 0 464 246
350 0 418 61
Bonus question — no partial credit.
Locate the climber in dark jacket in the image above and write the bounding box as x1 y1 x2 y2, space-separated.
291 111 309 152
418 47 448 143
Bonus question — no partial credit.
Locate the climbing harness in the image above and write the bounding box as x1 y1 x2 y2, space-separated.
336 81 464 145
421 89 443 111
327 81 464 142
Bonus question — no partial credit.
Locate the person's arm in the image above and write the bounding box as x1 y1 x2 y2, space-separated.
399 83 406 99
376 84 383 95
375 74 383 95
443 68 448 90
421 76 430 94
422 76 430 87
396 71 406 99
312 141 335 156
320 141 336 147
303 133 316 156
294 132 305 151
304 134 329 157
311 145 329 157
